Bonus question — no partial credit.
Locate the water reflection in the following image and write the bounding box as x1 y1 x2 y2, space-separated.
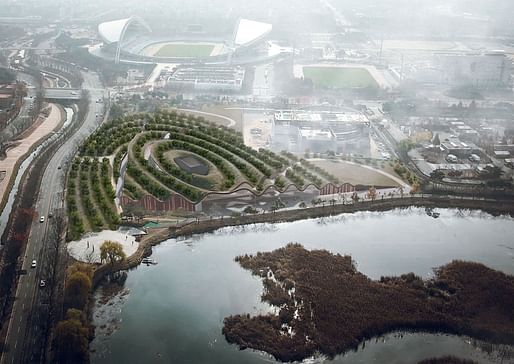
91 208 514 364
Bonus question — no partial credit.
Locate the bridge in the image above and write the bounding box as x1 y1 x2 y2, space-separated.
43 88 82 101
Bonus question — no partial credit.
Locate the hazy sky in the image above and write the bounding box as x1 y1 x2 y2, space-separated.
0 0 513 37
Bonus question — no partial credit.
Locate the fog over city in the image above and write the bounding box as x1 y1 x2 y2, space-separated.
0 1 514 364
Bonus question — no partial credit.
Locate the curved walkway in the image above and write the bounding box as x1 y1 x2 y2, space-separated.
0 104 64 211
91 195 514 287
177 108 236 128
309 158 410 190
347 160 409 188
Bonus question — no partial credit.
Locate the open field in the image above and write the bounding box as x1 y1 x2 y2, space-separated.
199 105 243 131
151 43 215 57
310 159 401 187
302 66 378 89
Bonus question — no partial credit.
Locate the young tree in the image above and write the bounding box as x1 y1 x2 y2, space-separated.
100 240 126 265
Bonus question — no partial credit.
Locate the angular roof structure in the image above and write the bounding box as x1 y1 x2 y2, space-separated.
234 18 272 47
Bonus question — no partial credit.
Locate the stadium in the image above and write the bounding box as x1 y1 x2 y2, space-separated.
96 17 274 64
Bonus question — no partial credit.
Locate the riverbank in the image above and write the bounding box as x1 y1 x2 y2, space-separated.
91 195 514 286
0 103 65 214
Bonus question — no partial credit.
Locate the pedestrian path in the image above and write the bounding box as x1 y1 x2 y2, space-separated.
0 104 63 209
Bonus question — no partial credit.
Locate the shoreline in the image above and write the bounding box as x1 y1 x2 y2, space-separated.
0 104 66 215
91 195 514 287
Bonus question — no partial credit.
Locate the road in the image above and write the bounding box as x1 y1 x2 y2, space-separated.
0 71 106 364
370 121 399 161
319 0 351 27
252 64 274 98
0 71 37 143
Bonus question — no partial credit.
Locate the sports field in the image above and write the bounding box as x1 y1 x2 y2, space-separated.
154 43 215 57
302 66 379 89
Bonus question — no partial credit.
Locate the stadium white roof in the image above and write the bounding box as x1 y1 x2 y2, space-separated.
234 19 272 47
98 17 151 44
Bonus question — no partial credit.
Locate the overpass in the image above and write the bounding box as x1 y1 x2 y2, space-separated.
44 88 82 101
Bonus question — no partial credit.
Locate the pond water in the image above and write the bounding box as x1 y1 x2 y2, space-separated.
91 208 514 364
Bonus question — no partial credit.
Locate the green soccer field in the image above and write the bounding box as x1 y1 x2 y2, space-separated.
154 43 215 57
302 66 379 89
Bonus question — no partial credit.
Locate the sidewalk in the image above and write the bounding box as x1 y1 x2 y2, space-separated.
0 103 64 209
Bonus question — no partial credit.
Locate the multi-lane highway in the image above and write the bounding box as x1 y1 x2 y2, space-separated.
0 71 106 364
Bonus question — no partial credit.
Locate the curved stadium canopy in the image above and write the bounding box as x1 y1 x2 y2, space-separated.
98 17 151 44
233 19 272 47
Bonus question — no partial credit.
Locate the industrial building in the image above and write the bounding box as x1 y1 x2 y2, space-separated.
166 66 245 92
434 51 511 88
270 109 370 154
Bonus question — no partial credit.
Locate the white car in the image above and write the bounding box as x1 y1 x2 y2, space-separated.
39 216 45 223
39 280 46 288
31 260 37 268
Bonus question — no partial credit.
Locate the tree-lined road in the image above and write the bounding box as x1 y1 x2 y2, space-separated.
1 71 106 364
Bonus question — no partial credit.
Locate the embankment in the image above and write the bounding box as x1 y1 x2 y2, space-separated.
92 195 514 286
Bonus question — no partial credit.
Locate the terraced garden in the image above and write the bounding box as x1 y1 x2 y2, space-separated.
66 110 340 239
67 157 119 240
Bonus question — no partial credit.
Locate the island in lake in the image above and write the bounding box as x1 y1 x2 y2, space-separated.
222 244 514 362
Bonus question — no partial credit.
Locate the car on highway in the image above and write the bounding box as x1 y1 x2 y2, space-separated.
31 260 37 268
39 280 46 288
39 216 45 223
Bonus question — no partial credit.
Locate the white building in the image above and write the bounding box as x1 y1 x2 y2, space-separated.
167 67 245 92
271 109 370 154
434 51 511 88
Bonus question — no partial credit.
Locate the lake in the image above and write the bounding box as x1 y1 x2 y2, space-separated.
91 208 514 364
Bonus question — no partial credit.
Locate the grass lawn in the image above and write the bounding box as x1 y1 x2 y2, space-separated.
303 66 378 89
155 44 215 57
310 159 400 187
